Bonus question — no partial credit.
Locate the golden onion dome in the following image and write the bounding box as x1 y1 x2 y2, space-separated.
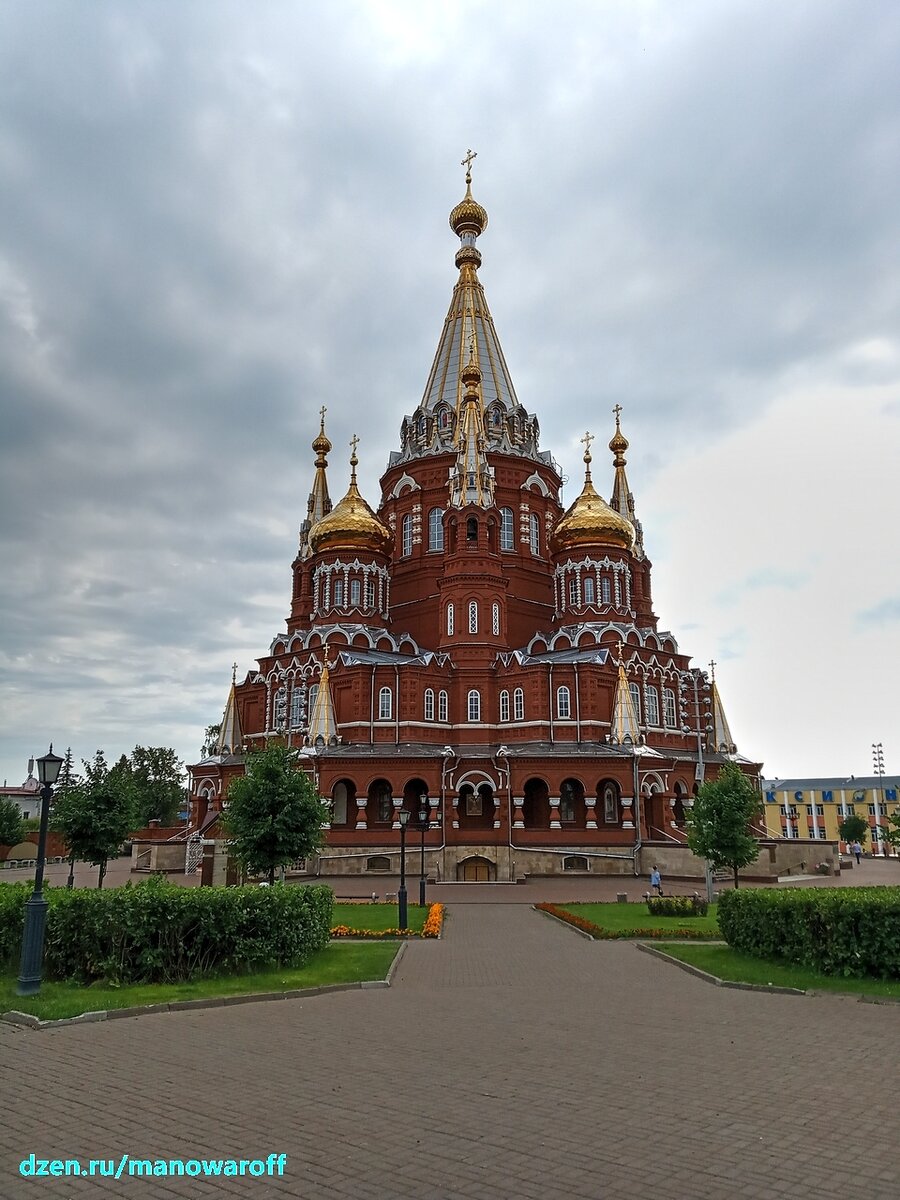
309 440 394 557
312 410 332 458
550 438 635 554
608 416 629 463
450 169 488 238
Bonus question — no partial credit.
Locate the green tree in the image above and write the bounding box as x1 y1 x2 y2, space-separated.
0 797 24 847
687 761 763 889
129 745 185 826
838 813 869 846
201 724 221 757
51 750 136 888
878 808 899 853
54 747 83 887
223 746 329 885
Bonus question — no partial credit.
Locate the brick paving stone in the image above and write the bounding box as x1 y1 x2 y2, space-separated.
2 902 899 1199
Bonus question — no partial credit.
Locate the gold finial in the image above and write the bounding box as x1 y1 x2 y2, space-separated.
461 148 477 185
580 430 594 460
450 151 488 240
231 661 238 686
609 404 629 463
349 433 359 476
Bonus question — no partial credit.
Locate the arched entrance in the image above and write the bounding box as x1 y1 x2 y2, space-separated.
457 855 495 881
456 776 495 831
522 777 550 829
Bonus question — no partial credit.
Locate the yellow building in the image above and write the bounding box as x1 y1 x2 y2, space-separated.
762 776 899 856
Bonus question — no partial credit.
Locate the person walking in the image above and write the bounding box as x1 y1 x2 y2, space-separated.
851 840 862 865
650 865 663 896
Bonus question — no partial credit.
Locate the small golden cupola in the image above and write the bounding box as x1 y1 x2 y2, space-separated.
309 437 394 556
549 431 635 554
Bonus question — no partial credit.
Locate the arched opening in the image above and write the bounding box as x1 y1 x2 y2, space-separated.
457 855 496 882
367 778 393 827
563 855 589 872
366 855 391 872
466 517 478 542
598 779 620 826
457 781 494 830
673 782 688 829
522 777 550 829
331 779 355 826
403 777 429 820
559 778 586 826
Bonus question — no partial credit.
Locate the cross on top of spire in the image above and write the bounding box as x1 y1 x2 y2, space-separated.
613 403 623 423
461 148 477 181
709 659 717 681
580 430 594 456
349 433 359 457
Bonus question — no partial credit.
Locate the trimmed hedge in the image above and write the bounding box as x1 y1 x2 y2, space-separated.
718 887 900 979
0 878 333 984
647 895 709 918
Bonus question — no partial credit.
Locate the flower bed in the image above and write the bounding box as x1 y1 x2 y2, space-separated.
535 902 720 940
331 902 444 940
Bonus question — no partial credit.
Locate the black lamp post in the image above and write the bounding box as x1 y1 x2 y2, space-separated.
418 796 429 907
398 808 410 930
17 744 63 997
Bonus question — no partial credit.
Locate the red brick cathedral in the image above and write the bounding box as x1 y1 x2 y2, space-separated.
190 163 760 881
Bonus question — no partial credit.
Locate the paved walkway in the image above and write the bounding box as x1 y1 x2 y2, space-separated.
2 905 898 1200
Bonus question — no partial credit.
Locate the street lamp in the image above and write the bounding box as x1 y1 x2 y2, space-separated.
873 742 886 856
417 795 429 907
17 744 63 996
397 808 410 931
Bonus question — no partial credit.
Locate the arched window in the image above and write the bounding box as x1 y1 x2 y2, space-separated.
468 601 478 634
467 690 481 722
663 688 677 728
438 690 448 722
439 407 451 430
601 576 611 604
333 579 344 607
563 855 589 871
492 602 500 636
417 414 427 437
645 685 660 727
365 577 375 608
629 682 642 724
447 603 454 636
378 687 393 720
290 685 305 728
332 782 348 825
568 578 578 606
428 508 444 551
366 855 391 872
583 576 595 605
467 516 478 542
560 779 578 822
500 507 515 551
308 684 319 715
424 689 435 721
529 512 540 556
514 688 525 722
557 686 571 719
602 781 619 824
350 578 361 606
402 514 413 557
499 690 510 722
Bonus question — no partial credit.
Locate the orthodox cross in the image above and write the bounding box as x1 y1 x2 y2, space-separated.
319 404 327 425
613 403 623 422
709 659 717 681
349 433 359 457
581 430 594 456
461 148 477 176
231 662 238 685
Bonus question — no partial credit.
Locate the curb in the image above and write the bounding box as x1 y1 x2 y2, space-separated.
1 947 405 1032
636 942 805 995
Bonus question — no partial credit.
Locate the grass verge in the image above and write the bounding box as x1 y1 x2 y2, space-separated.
654 943 900 999
0 943 399 1022
544 901 720 937
331 902 429 933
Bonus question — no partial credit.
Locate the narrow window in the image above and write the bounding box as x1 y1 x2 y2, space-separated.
646 686 660 727
438 690 448 722
500 507 514 551
429 508 444 551
333 579 343 607
402 514 413 557
560 781 576 822
424 688 435 721
629 682 642 724
568 578 578 606
557 686 571 719
514 688 524 722
467 689 481 722
468 601 478 634
467 516 478 542
378 687 392 720
350 578 361 606
447 603 454 636
308 684 319 715
583 576 595 605
663 688 677 728
365 577 375 608
601 576 611 604
492 602 500 636
529 512 540 556
499 690 510 722
603 783 618 823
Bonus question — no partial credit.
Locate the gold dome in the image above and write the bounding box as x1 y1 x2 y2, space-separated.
450 155 488 238
309 440 394 557
550 439 635 554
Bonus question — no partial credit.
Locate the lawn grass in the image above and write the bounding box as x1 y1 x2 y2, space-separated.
654 942 900 1000
331 902 428 932
0 942 399 1022
554 901 720 935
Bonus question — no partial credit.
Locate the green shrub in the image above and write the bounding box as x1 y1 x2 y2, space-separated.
718 887 900 979
0 883 31 970
0 878 334 984
647 894 709 918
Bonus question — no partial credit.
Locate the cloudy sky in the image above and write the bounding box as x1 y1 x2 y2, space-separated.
2 0 898 788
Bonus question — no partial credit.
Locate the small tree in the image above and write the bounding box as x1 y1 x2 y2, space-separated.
880 808 899 854
687 761 763 889
201 724 222 757
51 750 136 887
223 746 329 885
838 813 869 847
54 747 83 887
0 798 23 847
130 745 185 826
